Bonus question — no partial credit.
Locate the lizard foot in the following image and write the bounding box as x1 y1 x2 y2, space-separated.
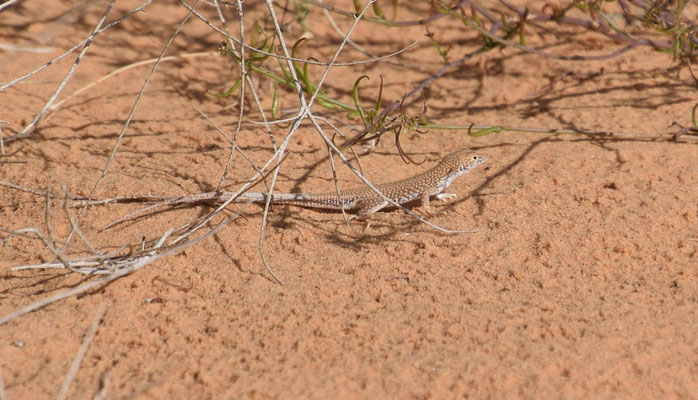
435 193 456 202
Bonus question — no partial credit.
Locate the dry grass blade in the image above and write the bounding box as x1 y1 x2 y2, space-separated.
44 52 216 122
0 0 25 13
0 0 154 94
11 0 116 140
65 0 200 251
213 0 247 192
0 364 6 400
91 370 110 400
0 228 172 326
56 303 107 400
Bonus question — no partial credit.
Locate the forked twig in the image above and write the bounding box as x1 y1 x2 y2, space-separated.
2 203 245 325
0 229 172 326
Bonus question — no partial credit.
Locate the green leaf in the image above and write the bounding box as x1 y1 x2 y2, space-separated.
271 83 279 120
302 61 317 93
372 2 385 18
208 78 242 98
317 97 337 110
353 0 361 14
374 75 384 113
352 75 369 125
468 126 503 137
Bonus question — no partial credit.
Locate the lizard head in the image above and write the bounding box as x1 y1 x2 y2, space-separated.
436 149 487 189
442 149 487 173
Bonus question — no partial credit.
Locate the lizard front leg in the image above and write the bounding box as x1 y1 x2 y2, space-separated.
421 192 450 216
420 192 437 216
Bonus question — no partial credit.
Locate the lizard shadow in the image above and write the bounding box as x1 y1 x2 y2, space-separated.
267 148 445 230
272 205 461 250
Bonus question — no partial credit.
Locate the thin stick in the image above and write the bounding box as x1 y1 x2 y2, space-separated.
0 0 26 13
12 0 116 140
0 180 55 196
92 370 110 400
56 303 107 400
44 52 215 122
0 43 54 53
0 0 154 93
65 1 199 251
0 119 6 155
38 188 75 271
61 186 99 255
320 6 423 71
326 143 350 226
0 362 7 400
0 229 170 326
178 0 419 67
1 226 87 255
214 0 247 192
257 0 315 284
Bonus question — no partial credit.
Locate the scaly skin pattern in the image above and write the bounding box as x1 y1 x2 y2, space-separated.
238 149 487 216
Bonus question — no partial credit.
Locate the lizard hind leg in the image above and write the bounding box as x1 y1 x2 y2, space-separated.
350 200 389 221
347 201 390 231
348 201 389 232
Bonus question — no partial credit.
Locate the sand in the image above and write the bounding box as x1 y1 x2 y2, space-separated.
1 1 697 398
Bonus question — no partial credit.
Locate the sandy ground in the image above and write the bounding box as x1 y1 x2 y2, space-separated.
1 1 697 398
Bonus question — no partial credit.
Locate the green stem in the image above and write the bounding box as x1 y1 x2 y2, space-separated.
420 123 641 138
246 63 356 111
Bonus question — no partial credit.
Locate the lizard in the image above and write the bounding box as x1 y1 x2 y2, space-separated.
236 148 487 218
98 148 487 228
188 148 485 218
